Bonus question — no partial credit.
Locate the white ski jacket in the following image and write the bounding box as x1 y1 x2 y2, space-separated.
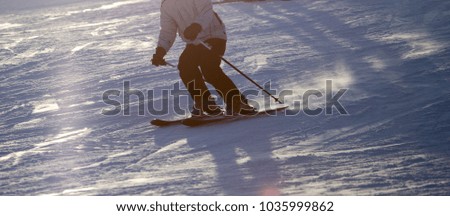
157 0 227 52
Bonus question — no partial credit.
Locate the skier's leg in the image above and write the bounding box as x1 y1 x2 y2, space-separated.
200 39 253 114
178 45 220 115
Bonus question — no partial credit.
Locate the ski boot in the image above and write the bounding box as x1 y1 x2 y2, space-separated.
226 98 257 116
191 101 223 117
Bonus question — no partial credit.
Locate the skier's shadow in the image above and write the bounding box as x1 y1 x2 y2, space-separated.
152 117 282 195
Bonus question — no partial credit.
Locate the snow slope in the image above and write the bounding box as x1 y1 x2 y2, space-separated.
1 0 449 195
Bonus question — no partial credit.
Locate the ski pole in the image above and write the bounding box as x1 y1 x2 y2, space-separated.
165 61 176 68
200 41 283 104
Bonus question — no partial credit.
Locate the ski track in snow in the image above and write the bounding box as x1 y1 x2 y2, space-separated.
1 0 450 195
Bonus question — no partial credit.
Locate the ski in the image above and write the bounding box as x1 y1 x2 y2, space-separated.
181 105 289 127
150 114 225 127
150 105 288 127
150 118 185 127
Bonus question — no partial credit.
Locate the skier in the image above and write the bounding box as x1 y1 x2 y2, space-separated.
151 0 255 116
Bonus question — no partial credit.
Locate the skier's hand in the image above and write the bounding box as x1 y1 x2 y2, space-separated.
151 47 167 66
184 23 202 41
151 55 166 66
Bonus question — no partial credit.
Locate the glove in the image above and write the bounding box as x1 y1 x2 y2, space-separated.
151 47 167 66
183 23 202 41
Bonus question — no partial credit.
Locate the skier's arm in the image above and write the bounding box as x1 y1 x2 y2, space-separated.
157 7 177 53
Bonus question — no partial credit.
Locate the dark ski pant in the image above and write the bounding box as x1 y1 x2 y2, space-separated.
178 38 242 111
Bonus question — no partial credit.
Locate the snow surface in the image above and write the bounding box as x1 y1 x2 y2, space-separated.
1 0 450 195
